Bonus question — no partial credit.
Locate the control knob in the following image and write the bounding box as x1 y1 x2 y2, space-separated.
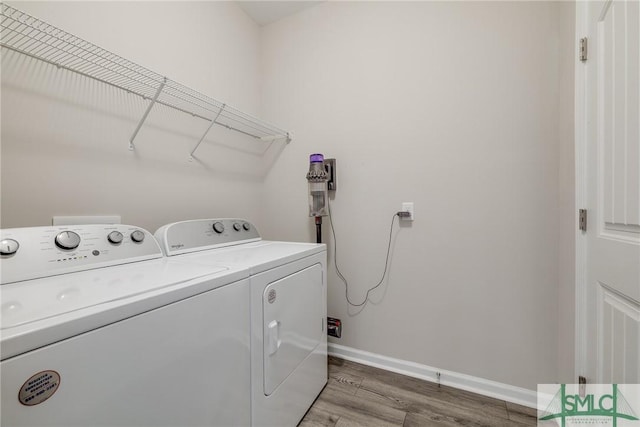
0 239 19 256
108 231 124 244
212 222 225 234
242 223 250 231
233 223 242 231
130 230 145 243
55 231 81 250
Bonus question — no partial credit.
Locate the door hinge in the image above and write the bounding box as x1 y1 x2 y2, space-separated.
579 209 587 231
580 37 588 62
579 375 587 398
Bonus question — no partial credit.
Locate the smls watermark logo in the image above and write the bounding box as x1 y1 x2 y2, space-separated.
538 384 640 426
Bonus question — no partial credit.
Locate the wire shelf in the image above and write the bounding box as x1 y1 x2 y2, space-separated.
0 3 291 155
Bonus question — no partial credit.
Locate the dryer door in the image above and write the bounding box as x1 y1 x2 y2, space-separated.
263 263 323 396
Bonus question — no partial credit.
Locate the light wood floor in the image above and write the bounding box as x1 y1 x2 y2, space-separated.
299 357 537 427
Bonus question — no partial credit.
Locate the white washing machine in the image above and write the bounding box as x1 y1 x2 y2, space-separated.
155 218 328 427
0 224 252 427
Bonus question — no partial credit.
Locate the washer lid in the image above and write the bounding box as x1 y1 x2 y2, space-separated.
1 259 228 330
1 258 249 360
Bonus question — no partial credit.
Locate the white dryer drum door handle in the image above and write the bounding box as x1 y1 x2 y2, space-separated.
267 320 281 356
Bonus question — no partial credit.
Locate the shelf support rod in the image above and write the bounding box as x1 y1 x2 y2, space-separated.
129 77 167 150
259 132 292 143
189 104 226 160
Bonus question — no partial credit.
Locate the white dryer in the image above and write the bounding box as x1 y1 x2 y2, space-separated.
0 224 252 427
155 219 328 427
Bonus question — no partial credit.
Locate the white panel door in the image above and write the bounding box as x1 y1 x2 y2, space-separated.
581 0 640 383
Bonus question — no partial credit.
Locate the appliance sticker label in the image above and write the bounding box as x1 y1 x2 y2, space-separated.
19 370 60 406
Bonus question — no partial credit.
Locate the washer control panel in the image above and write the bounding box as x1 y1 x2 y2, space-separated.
0 225 163 285
155 219 260 256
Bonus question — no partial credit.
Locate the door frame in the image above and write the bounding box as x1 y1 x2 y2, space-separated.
574 0 589 383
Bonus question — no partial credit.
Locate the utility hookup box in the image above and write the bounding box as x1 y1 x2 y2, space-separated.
327 317 342 338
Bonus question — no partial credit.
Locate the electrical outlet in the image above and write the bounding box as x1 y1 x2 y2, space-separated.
401 202 414 221
327 317 342 338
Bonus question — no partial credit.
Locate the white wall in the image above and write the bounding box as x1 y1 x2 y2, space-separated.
1 1 272 232
0 0 575 393
259 1 575 390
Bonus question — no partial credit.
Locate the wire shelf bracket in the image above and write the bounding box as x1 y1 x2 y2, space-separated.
189 103 226 161
0 4 292 154
129 78 166 150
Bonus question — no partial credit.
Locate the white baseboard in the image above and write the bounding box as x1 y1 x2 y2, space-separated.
328 343 537 409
